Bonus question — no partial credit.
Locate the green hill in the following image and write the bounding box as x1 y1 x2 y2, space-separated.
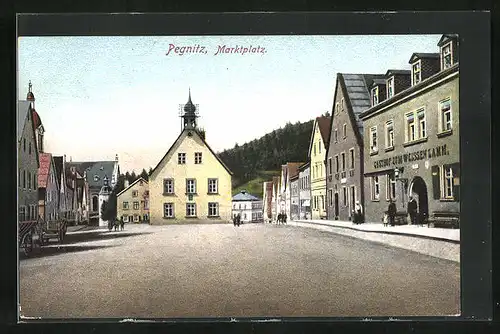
232 170 281 199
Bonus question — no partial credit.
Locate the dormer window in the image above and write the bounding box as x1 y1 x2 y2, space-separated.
387 77 394 99
441 42 453 70
371 87 379 106
412 61 422 85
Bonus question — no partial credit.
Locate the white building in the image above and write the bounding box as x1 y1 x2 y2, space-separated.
231 190 263 223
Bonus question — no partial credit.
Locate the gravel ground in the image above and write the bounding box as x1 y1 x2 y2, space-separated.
19 223 460 319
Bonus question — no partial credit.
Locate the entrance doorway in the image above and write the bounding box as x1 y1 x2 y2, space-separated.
409 176 429 224
334 193 339 220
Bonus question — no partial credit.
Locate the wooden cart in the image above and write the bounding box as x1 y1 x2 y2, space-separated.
41 219 67 245
19 220 40 256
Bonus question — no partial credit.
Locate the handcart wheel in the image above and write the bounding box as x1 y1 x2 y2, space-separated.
21 232 33 256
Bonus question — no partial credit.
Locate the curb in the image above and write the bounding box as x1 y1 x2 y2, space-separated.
294 220 459 244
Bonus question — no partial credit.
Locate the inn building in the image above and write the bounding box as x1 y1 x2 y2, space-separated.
309 116 331 220
359 34 460 224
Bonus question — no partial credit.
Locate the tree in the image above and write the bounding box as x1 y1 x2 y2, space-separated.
101 190 117 222
148 167 153 176
140 168 148 181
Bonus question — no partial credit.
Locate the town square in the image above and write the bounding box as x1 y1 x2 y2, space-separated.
18 33 461 319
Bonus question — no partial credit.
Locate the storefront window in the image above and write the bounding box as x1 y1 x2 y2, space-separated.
372 176 380 200
444 166 454 198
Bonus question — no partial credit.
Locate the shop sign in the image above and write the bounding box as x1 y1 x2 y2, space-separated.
373 144 450 169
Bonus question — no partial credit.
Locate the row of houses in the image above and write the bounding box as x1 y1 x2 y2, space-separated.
263 34 460 226
18 82 119 226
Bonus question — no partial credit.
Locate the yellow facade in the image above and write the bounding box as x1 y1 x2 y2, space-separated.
310 121 327 219
149 129 232 224
117 178 149 223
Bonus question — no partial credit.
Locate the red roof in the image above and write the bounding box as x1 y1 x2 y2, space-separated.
287 162 304 179
38 153 52 188
316 116 331 149
32 109 42 129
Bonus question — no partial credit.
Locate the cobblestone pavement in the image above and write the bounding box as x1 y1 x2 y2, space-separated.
19 223 460 319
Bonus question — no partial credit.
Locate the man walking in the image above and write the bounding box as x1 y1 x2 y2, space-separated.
388 200 396 227
407 196 418 225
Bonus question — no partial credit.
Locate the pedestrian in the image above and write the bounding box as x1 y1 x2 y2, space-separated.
277 213 281 225
237 213 241 227
407 196 418 225
354 201 363 224
120 217 125 231
114 219 119 231
284 213 287 224
233 215 237 227
388 200 396 227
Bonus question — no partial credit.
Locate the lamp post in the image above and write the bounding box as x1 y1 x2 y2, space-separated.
394 167 408 208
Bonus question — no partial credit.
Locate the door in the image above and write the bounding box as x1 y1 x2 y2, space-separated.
334 193 339 220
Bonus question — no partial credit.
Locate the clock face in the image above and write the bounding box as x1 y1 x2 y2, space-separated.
187 132 192 137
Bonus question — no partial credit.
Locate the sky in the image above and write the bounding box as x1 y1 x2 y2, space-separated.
18 35 441 173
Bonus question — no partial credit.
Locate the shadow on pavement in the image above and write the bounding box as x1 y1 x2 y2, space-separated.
61 231 154 245
20 244 117 260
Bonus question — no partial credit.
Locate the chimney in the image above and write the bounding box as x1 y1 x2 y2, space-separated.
115 154 119 162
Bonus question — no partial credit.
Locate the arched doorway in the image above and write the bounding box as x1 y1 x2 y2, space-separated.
409 176 429 224
92 196 98 212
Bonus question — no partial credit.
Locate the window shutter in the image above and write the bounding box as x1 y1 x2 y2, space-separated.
451 162 460 202
431 165 441 199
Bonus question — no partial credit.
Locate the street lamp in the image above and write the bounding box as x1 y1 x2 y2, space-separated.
394 167 408 208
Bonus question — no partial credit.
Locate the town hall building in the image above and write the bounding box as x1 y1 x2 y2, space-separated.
148 90 233 223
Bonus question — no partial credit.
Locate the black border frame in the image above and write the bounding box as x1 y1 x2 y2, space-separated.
2 9 493 333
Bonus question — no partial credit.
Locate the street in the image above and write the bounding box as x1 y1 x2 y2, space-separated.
19 223 460 318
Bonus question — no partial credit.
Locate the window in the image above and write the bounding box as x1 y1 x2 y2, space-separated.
418 109 426 138
371 176 380 200
133 201 139 210
163 179 174 194
208 202 219 217
208 178 218 194
441 42 453 70
123 215 129 222
443 166 454 198
23 138 26 152
29 142 31 155
405 108 426 142
328 158 332 176
94 175 99 182
439 98 452 132
340 98 344 112
342 187 347 206
321 195 325 210
343 124 347 139
19 206 26 222
178 153 186 164
370 126 378 153
186 203 196 217
144 200 149 210
329 189 333 207
133 215 139 222
386 174 396 200
385 120 394 148
387 77 394 98
349 148 355 169
318 141 322 154
163 203 174 218
335 155 339 173
132 190 138 197
406 113 416 142
313 143 316 155
195 152 202 164
33 173 37 190
412 61 421 85
334 129 338 143
28 171 31 190
23 170 26 189
123 202 129 210
371 86 379 106
186 179 196 194
335 102 340 114
341 152 346 171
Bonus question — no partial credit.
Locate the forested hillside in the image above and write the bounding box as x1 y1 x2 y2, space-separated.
218 118 318 188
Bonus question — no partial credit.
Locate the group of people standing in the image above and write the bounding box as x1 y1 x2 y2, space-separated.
384 196 420 226
233 214 242 227
276 212 287 225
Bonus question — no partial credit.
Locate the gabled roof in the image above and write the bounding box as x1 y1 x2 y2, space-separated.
298 161 310 171
385 69 411 77
17 101 31 142
437 34 458 47
339 73 386 143
150 128 233 178
68 161 116 189
117 177 149 197
38 153 53 188
371 78 387 86
232 190 260 202
409 52 440 63
287 162 304 180
308 116 331 158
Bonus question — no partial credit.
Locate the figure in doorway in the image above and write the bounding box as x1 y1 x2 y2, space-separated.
387 200 396 227
407 196 418 225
